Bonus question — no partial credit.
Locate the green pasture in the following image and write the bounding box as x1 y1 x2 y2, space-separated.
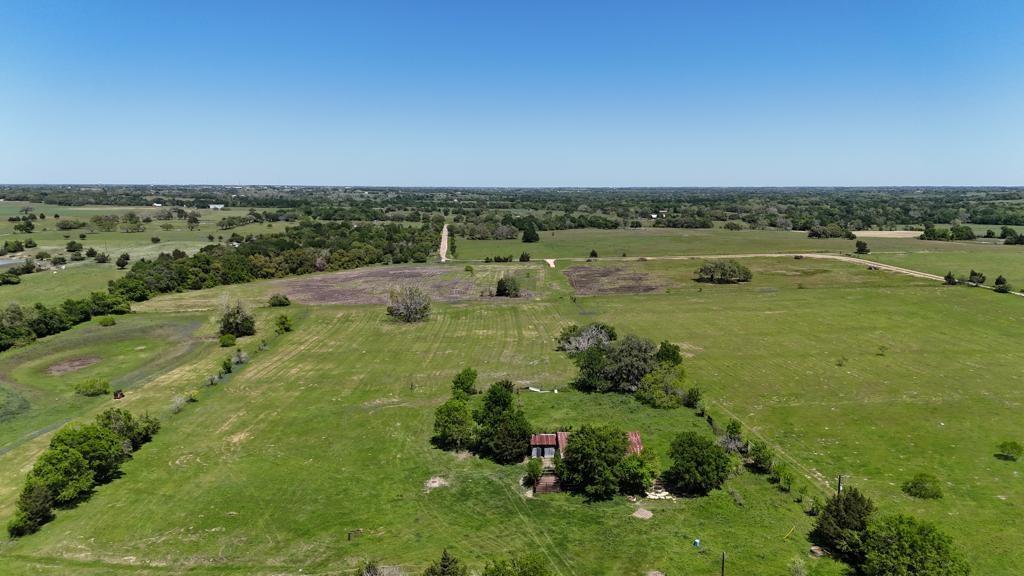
0 240 1023 574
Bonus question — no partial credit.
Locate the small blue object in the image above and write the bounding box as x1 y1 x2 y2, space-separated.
693 538 701 548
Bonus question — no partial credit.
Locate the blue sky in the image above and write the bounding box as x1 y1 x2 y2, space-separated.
1 1 1022 186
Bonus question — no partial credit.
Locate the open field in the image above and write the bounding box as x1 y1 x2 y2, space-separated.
0 201 291 306
1 251 1022 574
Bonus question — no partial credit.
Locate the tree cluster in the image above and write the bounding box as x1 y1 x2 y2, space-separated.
555 424 658 501
0 293 131 353
432 372 532 465
7 408 159 537
694 260 753 284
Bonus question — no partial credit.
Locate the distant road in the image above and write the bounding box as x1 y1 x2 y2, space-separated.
439 224 449 262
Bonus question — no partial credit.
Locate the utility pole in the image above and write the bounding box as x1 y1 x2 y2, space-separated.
720 551 726 576
837 474 843 495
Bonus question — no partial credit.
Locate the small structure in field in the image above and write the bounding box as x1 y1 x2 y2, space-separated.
530 432 569 459
531 431 644 495
209 204 225 210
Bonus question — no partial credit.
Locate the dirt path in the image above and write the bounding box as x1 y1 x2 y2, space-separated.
543 258 556 268
439 224 449 262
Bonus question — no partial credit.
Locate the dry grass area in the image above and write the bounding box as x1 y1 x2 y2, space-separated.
852 230 920 238
564 264 664 295
275 266 477 305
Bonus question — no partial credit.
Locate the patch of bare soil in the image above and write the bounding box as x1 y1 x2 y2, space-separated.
423 476 450 492
46 356 101 376
564 265 663 295
275 266 476 305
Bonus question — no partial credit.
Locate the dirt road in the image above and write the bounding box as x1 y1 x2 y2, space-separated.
439 224 449 262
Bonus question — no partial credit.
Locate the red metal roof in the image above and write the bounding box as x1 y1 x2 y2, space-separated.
627 431 644 455
530 433 558 446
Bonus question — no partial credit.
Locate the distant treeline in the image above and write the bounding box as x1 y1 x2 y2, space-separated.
8 186 1024 229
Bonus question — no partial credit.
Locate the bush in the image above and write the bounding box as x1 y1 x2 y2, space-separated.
589 249 598 258
524 458 543 487
997 440 1023 461
268 293 291 307
451 367 478 396
518 252 531 262
6 478 54 537
95 315 116 327
274 314 293 334
27 445 94 507
694 259 753 283
49 424 129 484
387 285 431 322
150 237 161 243
94 252 110 263
219 301 256 337
811 486 875 565
862 514 969 576
423 550 468 576
522 225 540 243
682 386 702 408
116 252 130 269
855 240 870 254
219 333 237 347
73 378 110 397
664 431 731 496
748 439 774 473
902 472 943 499
495 275 521 297
944 270 958 285
483 554 552 576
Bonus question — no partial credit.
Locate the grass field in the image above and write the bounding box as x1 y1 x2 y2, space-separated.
1 226 1023 574
0 201 290 306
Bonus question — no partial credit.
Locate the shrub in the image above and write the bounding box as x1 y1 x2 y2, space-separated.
268 293 291 307
85 247 97 257
682 386 702 408
170 395 187 414
589 249 598 258
748 439 774 473
694 259 753 283
6 478 54 537
862 514 969 576
655 341 682 365
73 378 111 397
274 314 293 334
95 314 116 327
432 397 475 451
997 440 1023 461
219 333 237 347
451 367 478 396
387 285 431 322
116 253 130 269
222 357 233 374
423 550 468 576
902 472 943 499
968 269 986 285
94 252 110 263
464 265 474 274
524 458 543 487
664 431 731 496
49 424 129 484
219 301 256 337
474 380 531 464
150 237 161 243
617 451 658 496
770 462 794 492
811 486 875 565
855 240 870 254
483 554 553 576
95 408 159 451
994 275 1012 293
495 275 520 297
27 445 95 507
522 225 540 243
519 252 531 262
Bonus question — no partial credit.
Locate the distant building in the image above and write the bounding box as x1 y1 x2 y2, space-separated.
152 203 162 207
209 204 225 210
530 431 644 495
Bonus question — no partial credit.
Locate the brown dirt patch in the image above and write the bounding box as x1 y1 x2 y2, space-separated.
423 476 450 492
274 266 477 305
46 356 101 375
564 265 663 295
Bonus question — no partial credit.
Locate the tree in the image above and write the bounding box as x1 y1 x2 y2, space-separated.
186 211 201 230
28 445 95 507
811 486 875 565
519 252 531 262
617 451 658 496
220 301 256 337
557 425 629 501
555 322 617 356
997 440 1023 461
423 550 468 576
522 224 540 243
13 219 34 233
589 249 598 258
451 367 478 397
635 363 686 408
116 252 131 269
855 240 870 254
496 275 521 297
602 335 658 392
655 341 682 366
387 285 431 322
968 269 985 286
483 553 552 576
524 458 543 487
95 408 159 451
748 439 775 473
479 408 532 464
49 424 129 484
432 397 475 450
694 259 753 283
944 271 957 285
664 431 731 496
6 477 54 537
862 514 970 576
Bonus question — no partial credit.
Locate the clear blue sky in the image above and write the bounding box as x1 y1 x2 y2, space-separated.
1 1 1022 186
